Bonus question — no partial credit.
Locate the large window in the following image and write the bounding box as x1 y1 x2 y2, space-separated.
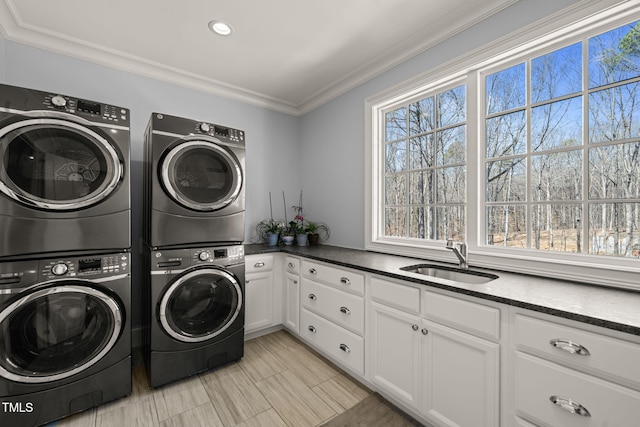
368 4 640 289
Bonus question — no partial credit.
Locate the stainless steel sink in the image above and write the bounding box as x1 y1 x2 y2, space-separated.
400 264 498 284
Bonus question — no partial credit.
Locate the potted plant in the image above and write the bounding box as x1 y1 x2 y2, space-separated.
281 221 296 245
306 221 330 245
256 218 283 246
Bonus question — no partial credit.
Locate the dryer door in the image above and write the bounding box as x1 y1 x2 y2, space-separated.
159 267 242 342
160 140 242 211
0 117 123 210
0 282 123 383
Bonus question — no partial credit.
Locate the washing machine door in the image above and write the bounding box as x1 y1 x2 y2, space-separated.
159 267 242 342
0 281 123 383
0 117 123 210
160 140 242 211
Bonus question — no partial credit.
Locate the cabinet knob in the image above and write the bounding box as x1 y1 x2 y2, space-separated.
293 280 298 285
412 324 419 331
549 395 591 417
549 339 590 356
339 344 351 353
288 262 295 268
339 277 351 285
308 293 317 300
245 280 250 284
339 306 351 315
421 328 428 335
308 325 316 333
254 262 265 268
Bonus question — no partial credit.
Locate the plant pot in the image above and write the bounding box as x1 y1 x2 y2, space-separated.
308 233 320 245
282 235 294 246
296 233 309 246
266 232 279 246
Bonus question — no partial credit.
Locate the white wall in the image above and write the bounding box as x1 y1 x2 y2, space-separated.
299 0 579 249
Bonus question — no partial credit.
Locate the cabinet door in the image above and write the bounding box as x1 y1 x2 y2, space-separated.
284 272 300 333
244 271 274 334
421 320 500 427
370 302 421 411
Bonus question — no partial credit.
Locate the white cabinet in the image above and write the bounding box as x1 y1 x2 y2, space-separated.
283 256 300 333
511 311 640 426
244 254 275 334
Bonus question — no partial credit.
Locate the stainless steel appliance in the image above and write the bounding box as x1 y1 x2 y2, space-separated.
143 113 245 248
145 244 244 388
0 83 131 260
0 252 131 426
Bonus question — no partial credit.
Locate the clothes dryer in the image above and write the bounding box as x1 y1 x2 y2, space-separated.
145 244 244 388
144 113 245 248
0 252 131 426
0 83 130 260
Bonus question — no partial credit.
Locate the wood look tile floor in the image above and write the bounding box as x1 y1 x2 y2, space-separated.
50 330 372 427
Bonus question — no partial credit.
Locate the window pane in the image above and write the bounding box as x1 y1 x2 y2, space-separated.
589 21 640 89
532 204 582 252
437 85 466 127
486 110 527 158
531 150 583 201
486 63 526 115
410 170 434 205
589 142 640 199
486 205 527 248
531 42 582 103
385 140 406 173
589 81 640 143
409 97 434 135
409 135 433 170
436 206 465 241
385 107 406 141
385 174 406 205
385 207 407 237
486 158 527 202
437 166 465 204
589 202 640 257
437 125 466 166
531 96 583 151
410 206 433 239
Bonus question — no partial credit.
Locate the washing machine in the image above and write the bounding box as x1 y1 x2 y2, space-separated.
0 83 130 260
0 252 131 426
144 113 245 248
145 244 244 388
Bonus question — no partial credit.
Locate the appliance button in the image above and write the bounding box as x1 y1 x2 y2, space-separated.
51 263 69 276
199 123 211 133
198 251 210 261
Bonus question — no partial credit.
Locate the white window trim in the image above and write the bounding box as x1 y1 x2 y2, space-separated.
365 0 640 290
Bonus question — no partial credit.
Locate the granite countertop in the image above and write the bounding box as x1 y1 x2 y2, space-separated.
245 243 640 336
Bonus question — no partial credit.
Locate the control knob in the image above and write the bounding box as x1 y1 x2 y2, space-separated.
51 95 67 108
51 262 69 276
199 123 210 133
198 251 210 261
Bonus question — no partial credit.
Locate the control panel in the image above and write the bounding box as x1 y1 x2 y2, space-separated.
153 245 244 271
193 121 244 143
43 93 129 124
41 253 130 279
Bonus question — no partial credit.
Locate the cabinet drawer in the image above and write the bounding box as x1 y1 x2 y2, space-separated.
285 256 300 274
302 279 364 335
302 260 364 295
300 309 364 375
370 276 420 315
246 255 274 273
515 352 640 427
515 314 640 387
423 290 500 340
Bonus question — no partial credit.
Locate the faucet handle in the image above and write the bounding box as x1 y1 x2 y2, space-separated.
446 239 454 248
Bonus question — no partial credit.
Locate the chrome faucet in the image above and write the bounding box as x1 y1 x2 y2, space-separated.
446 239 468 270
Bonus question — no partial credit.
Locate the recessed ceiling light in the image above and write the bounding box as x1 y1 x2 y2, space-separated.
208 20 233 36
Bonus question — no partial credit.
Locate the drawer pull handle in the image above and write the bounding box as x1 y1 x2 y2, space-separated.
412 324 419 331
549 395 591 417
339 344 351 353
293 280 298 285
309 268 317 275
549 339 590 356
339 277 351 285
254 262 265 268
421 328 428 335
308 325 316 333
288 262 295 268
308 293 317 300
340 306 351 315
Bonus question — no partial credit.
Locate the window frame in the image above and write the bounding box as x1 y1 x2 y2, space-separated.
365 0 640 291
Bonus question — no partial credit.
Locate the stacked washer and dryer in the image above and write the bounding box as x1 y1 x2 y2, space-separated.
143 113 246 388
0 83 132 425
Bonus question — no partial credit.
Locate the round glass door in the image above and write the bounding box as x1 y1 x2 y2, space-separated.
0 283 123 383
159 267 242 343
0 118 123 210
160 140 242 211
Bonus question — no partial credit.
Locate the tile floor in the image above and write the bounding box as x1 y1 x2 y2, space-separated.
50 330 372 427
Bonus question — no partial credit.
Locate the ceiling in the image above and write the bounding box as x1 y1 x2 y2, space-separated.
0 0 517 115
